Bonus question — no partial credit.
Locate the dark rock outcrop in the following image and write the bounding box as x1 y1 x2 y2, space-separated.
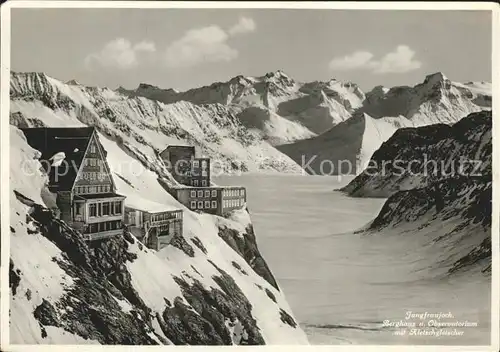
342 111 491 197
218 223 279 290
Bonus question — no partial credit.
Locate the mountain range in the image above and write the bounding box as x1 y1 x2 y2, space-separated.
11 70 491 176
8 69 492 345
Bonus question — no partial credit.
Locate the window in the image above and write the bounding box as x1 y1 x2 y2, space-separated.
201 180 207 187
241 189 245 196
75 203 82 215
191 201 196 209
198 201 203 209
197 190 203 198
193 180 199 186
205 190 210 198
91 145 96 153
89 204 97 217
114 201 121 214
211 190 217 197
102 202 110 216
211 201 217 209
202 160 207 168
193 160 199 168
202 171 207 177
205 201 210 208
88 223 98 233
190 190 196 198
99 222 107 232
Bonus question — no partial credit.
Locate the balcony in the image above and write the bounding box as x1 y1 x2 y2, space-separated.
83 229 123 241
150 218 179 226
87 214 123 224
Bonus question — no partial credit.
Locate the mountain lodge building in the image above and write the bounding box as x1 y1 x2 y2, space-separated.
160 145 247 216
21 127 126 241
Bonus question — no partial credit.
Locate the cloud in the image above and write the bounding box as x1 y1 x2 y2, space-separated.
228 17 256 35
329 45 421 74
328 51 375 71
85 38 156 70
164 26 238 69
164 17 256 69
373 45 422 74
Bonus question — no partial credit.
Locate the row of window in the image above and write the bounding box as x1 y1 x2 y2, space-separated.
151 212 182 222
80 172 107 182
223 189 245 197
87 201 123 217
190 200 217 210
84 158 104 168
190 189 218 198
86 220 122 234
191 180 208 187
186 170 208 177
223 199 243 208
74 184 112 195
192 160 208 168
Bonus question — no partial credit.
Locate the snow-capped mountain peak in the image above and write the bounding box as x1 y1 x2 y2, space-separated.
423 71 449 84
66 79 82 86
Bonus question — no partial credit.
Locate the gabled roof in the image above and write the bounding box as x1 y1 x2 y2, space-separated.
21 127 96 191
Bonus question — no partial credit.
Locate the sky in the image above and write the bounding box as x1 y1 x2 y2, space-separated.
10 8 492 92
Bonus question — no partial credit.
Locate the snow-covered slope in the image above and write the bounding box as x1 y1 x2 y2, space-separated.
340 111 492 275
359 72 491 125
9 120 309 342
277 113 414 175
10 72 303 175
359 175 491 276
120 70 366 135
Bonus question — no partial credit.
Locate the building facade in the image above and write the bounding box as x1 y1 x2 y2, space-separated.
172 186 246 216
190 158 210 187
160 145 195 185
161 145 247 216
124 207 183 250
221 186 246 215
174 187 220 215
22 127 126 241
